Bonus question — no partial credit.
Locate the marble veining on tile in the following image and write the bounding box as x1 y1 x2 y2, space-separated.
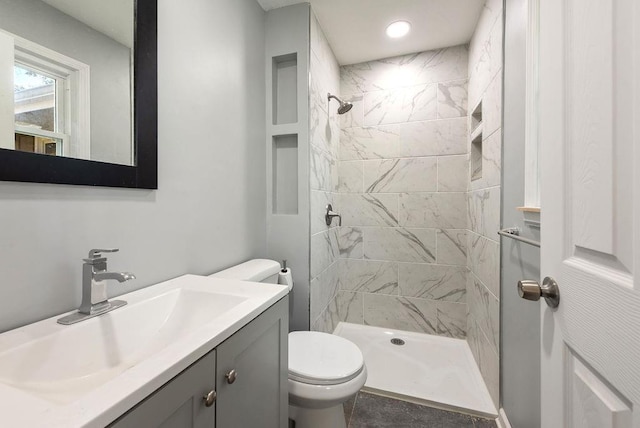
338 161 364 193
437 301 467 339
310 229 338 279
364 227 436 263
395 118 468 157
468 232 500 297
468 274 499 355
313 289 361 334
310 144 335 192
309 100 333 155
364 157 437 193
467 315 500 407
332 291 364 325
438 155 469 192
309 10 343 341
338 227 364 259
310 261 339 321
399 193 468 229
468 187 501 239
363 294 437 334
466 0 503 407
437 80 468 119
364 84 437 126
481 73 502 138
332 39 503 356
340 45 469 95
339 193 399 227
340 126 399 160
399 263 467 302
437 229 468 266
340 259 398 295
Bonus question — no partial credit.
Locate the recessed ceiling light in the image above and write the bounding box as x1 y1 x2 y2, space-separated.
386 21 411 39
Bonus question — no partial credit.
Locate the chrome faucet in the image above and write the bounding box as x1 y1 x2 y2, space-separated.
57 249 136 325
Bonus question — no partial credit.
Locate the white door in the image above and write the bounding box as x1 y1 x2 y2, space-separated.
538 0 640 427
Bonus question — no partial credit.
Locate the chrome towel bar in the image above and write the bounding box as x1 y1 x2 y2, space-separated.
498 227 540 248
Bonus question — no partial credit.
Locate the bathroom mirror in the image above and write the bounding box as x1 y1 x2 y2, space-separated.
0 0 157 189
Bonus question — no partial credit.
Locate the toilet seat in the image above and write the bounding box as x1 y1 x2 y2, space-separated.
289 331 364 385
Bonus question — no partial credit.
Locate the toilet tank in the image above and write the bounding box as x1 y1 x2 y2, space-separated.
210 259 281 284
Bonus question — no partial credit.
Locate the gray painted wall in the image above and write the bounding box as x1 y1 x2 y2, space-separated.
0 0 267 333
0 0 133 165
265 4 310 332
501 0 541 425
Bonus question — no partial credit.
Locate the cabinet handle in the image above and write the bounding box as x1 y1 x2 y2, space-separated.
225 369 238 384
203 390 217 407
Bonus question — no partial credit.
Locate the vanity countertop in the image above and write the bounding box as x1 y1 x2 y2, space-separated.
0 274 288 427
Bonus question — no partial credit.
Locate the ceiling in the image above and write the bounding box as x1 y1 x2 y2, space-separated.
256 0 486 65
42 0 134 48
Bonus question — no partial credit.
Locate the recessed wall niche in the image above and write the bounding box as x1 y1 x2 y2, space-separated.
470 101 483 181
272 53 298 125
272 134 298 214
471 100 483 132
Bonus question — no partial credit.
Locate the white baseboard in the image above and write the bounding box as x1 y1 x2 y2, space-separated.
496 408 512 428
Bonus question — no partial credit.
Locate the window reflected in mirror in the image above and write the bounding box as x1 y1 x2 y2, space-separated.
14 64 63 156
0 0 134 166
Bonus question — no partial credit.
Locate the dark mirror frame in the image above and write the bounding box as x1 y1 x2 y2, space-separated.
0 0 157 189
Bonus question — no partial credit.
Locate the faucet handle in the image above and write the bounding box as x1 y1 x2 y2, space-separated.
88 248 119 259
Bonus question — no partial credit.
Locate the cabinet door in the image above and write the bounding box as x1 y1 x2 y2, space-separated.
109 350 216 428
216 297 288 428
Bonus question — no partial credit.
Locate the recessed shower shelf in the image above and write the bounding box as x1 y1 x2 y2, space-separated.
470 122 483 142
470 101 483 182
471 100 483 132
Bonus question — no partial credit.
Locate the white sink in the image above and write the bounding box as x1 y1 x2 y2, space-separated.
0 274 288 427
0 288 246 404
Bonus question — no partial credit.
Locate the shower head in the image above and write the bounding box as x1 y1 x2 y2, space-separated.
328 93 353 115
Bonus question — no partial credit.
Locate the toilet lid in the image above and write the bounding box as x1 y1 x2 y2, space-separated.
288 331 364 385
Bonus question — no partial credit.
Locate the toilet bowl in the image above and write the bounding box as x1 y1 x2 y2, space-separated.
210 259 367 428
288 331 367 428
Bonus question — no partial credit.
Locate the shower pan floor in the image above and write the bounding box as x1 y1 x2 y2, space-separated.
334 322 497 418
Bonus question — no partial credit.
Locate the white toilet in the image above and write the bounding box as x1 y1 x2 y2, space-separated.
211 259 367 428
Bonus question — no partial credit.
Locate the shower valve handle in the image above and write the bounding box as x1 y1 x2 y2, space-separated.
325 204 342 226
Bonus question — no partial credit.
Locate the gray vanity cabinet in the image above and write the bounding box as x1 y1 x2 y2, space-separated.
109 296 288 428
109 349 216 428
216 297 288 428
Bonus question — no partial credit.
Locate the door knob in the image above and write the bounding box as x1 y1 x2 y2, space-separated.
225 369 237 384
517 277 560 308
203 390 216 407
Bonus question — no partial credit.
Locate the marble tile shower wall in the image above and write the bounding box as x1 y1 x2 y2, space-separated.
308 12 342 332
466 0 503 408
334 46 470 339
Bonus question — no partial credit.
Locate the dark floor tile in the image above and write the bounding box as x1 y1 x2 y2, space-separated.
437 410 477 428
344 392 358 425
348 392 496 428
472 417 497 428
